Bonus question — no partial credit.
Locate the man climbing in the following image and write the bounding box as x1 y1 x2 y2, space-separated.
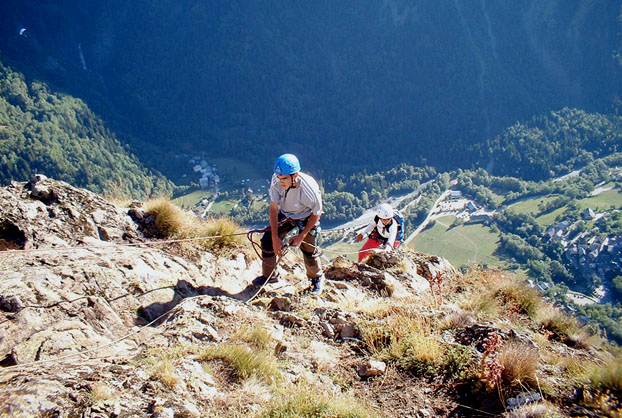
356 203 402 262
254 154 326 295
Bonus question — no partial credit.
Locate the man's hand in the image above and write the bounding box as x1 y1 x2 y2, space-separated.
289 233 304 247
272 236 285 256
355 233 363 242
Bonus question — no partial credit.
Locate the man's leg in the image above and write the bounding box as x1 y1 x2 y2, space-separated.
260 222 293 280
358 238 382 262
300 230 325 294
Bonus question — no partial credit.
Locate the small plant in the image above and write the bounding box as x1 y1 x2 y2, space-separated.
480 332 505 391
439 345 477 381
427 271 444 308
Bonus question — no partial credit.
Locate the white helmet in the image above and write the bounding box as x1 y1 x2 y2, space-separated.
377 203 394 219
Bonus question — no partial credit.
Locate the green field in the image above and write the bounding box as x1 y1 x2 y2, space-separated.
529 188 622 227
409 215 501 268
210 199 237 214
503 187 622 228
535 207 566 227
171 190 213 208
579 188 622 211
507 195 557 216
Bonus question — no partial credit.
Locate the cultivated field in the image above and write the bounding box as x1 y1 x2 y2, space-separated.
409 215 501 268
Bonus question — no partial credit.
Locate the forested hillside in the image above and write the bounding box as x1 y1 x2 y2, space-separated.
0 1 619 181
477 108 622 180
0 61 173 199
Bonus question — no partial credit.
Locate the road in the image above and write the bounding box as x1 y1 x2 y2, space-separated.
403 190 451 246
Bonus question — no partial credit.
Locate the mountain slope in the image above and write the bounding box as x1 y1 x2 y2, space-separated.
0 1 618 176
0 178 620 417
0 61 173 198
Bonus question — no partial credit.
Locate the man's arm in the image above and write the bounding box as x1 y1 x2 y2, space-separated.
289 212 321 247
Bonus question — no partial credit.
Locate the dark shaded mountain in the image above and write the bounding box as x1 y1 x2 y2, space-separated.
0 1 619 179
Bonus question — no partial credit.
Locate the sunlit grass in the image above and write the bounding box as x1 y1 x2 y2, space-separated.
234 325 274 351
201 344 280 383
88 382 115 403
152 358 180 389
498 342 539 389
259 386 380 418
590 352 622 395
144 197 245 249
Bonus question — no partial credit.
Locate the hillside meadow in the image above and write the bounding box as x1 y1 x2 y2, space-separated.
409 215 501 269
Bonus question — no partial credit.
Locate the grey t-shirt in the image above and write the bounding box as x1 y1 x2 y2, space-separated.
269 172 322 219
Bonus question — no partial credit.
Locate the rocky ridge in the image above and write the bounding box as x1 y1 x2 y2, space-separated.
0 177 618 417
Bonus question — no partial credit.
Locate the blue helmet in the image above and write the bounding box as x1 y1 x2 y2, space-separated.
274 154 301 175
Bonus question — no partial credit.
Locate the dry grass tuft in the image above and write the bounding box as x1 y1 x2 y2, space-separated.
505 401 562 418
234 325 274 351
536 306 579 340
145 197 189 238
493 278 541 319
152 359 180 389
590 353 622 395
360 312 446 375
438 311 475 330
498 342 540 389
144 198 245 249
453 269 545 323
89 383 115 402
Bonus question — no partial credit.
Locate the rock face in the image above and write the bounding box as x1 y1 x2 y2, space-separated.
0 178 461 417
0 175 147 250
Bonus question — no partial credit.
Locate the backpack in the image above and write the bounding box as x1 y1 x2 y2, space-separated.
393 210 405 241
373 210 405 242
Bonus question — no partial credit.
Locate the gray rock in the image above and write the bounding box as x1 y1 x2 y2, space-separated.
357 359 386 377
